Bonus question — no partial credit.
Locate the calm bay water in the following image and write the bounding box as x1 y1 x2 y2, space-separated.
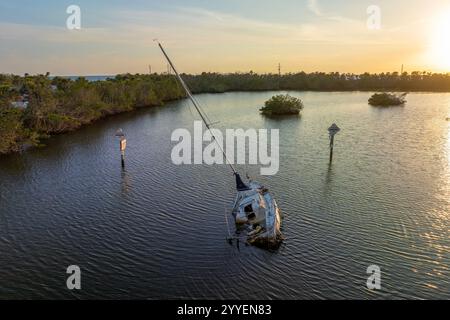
0 91 449 299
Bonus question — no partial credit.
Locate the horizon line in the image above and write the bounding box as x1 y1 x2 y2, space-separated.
4 70 450 77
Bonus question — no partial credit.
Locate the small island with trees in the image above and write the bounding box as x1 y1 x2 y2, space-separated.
260 94 304 116
368 92 408 106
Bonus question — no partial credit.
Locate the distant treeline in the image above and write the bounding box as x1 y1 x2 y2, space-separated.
1 71 450 154
184 71 450 92
0 73 184 154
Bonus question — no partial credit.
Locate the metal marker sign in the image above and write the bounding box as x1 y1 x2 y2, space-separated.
120 138 127 152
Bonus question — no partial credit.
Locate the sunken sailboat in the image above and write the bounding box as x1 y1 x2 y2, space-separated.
157 42 283 249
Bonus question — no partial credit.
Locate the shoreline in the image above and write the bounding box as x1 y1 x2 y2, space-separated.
2 89 450 156
2 72 450 155
0 100 182 156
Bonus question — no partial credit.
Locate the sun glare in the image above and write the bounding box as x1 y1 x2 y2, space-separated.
429 10 450 71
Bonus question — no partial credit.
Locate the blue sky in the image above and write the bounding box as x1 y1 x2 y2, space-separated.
1 0 450 75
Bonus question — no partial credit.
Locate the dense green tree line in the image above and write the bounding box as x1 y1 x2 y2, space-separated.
0 73 184 154
1 71 450 154
184 71 450 92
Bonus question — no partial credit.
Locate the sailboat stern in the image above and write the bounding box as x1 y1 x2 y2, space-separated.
232 180 283 249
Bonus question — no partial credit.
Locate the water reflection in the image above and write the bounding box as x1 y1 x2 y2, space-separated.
446 120 450 175
325 161 334 185
121 168 132 195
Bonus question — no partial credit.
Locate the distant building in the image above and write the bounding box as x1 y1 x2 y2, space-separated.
11 94 29 109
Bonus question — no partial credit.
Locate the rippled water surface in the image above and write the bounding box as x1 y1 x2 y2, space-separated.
1 91 449 299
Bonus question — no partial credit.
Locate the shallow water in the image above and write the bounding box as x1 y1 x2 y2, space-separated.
0 91 449 299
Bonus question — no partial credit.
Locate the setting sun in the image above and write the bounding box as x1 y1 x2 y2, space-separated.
429 9 450 71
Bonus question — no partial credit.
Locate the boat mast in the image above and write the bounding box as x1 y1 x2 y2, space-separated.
156 41 238 175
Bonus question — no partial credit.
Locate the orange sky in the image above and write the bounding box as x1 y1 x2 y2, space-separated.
1 0 450 75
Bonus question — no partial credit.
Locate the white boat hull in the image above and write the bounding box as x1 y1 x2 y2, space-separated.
232 181 283 249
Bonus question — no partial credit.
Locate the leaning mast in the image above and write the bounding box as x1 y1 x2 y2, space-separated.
156 41 239 176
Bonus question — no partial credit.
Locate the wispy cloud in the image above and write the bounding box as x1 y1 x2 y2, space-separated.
0 5 418 49
306 0 362 25
0 4 431 74
307 0 322 16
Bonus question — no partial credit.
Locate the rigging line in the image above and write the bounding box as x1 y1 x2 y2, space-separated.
156 41 237 175
164 48 214 125
180 80 213 124
184 99 195 119
191 94 215 126
224 206 232 239
177 80 197 121
185 89 215 128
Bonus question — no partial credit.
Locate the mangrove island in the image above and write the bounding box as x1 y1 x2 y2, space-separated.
260 94 303 116
368 92 408 106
